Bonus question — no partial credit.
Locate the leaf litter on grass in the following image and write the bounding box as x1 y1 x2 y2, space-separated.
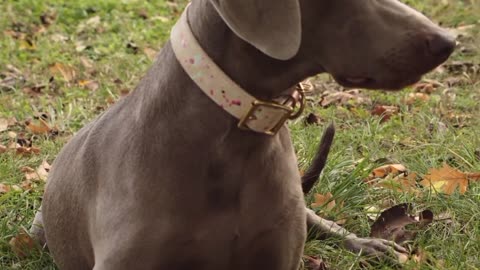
310 160 480 267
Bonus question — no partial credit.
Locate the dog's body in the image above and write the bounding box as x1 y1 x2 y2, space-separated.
38 0 455 269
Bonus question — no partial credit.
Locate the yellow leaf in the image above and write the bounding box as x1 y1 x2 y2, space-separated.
78 80 99 91
49 63 76 82
420 164 469 195
19 40 36 50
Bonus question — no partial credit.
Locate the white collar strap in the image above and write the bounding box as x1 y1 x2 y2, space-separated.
170 6 305 136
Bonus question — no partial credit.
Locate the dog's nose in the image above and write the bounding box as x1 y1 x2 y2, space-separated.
426 32 456 57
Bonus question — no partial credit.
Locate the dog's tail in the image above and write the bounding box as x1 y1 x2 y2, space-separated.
301 123 335 194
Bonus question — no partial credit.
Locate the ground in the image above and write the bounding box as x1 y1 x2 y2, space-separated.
0 0 479 269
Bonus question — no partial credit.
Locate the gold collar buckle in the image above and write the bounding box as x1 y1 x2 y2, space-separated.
237 84 306 136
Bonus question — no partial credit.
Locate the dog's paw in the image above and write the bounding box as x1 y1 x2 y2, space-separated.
343 236 408 263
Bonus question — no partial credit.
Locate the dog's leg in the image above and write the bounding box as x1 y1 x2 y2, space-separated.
306 208 407 259
29 210 47 247
303 125 407 260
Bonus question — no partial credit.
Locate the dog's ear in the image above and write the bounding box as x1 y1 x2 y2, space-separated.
209 0 301 60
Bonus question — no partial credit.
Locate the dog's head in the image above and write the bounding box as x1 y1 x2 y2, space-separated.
210 0 456 90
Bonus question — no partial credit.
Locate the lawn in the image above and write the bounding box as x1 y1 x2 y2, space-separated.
0 0 479 269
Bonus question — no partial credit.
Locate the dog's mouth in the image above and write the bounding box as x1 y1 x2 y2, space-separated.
334 75 421 90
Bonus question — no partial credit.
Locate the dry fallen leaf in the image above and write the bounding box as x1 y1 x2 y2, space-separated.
303 255 329 270
0 118 8 132
49 62 77 82
368 164 407 180
420 163 480 195
37 160 51 181
21 161 50 182
311 192 336 211
366 164 419 193
151 15 170 23
143 47 158 61
304 113 320 126
16 146 41 155
9 229 37 258
378 173 419 193
78 80 99 91
311 192 346 224
319 89 371 107
25 118 51 135
0 183 11 193
371 105 399 123
405 92 430 105
79 56 94 69
370 204 433 244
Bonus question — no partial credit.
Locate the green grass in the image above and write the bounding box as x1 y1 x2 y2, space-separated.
0 0 479 269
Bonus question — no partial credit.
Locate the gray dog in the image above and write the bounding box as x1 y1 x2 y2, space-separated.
33 0 455 269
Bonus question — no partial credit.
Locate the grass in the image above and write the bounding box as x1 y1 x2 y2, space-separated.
0 0 479 269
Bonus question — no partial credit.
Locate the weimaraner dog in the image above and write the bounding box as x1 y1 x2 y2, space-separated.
32 0 455 269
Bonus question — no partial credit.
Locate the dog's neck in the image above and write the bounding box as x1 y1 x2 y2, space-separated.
187 0 320 100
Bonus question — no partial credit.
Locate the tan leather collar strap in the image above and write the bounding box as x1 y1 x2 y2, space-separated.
170 5 305 135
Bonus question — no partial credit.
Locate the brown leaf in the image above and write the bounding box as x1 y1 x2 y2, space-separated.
377 173 419 193
49 63 77 82
371 105 399 123
22 84 47 96
8 131 17 139
138 8 149 19
0 183 11 194
303 255 329 270
21 161 50 182
25 119 51 135
368 164 407 180
419 163 476 194
143 47 158 61
319 89 371 107
16 146 41 155
0 118 8 132
411 248 429 265
40 11 57 26
78 80 99 91
37 160 51 181
304 113 320 126
0 144 7 153
370 203 416 243
20 180 33 191
467 172 480 181
9 229 37 258
311 193 346 224
412 80 442 94
311 192 336 211
405 92 430 105
79 56 94 69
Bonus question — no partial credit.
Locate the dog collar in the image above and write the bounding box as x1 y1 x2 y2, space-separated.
170 6 305 136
